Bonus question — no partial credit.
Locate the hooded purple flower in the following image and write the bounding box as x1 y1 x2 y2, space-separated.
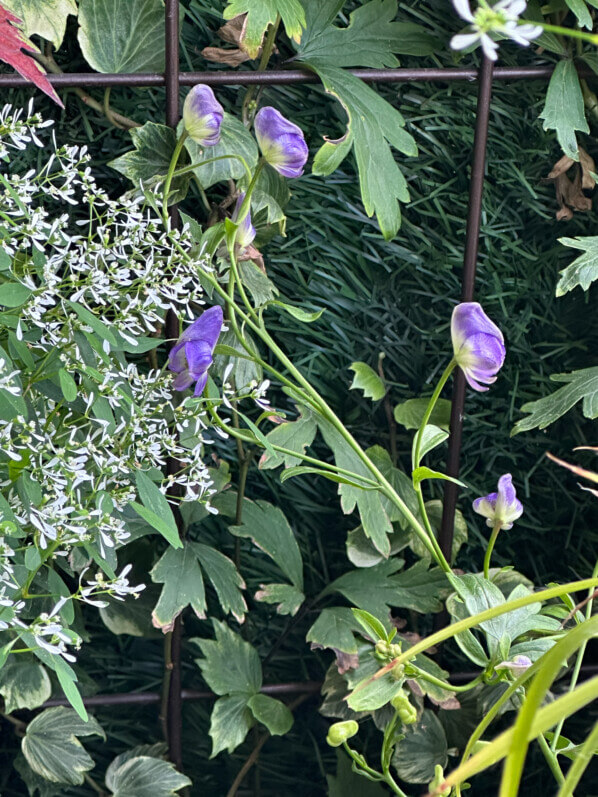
183 85 224 146
451 302 505 391
168 306 223 396
231 192 256 249
473 473 523 530
254 107 308 178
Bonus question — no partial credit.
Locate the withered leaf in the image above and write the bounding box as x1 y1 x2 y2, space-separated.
545 147 595 221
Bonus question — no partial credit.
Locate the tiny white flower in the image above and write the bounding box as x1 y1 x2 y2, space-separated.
450 0 541 61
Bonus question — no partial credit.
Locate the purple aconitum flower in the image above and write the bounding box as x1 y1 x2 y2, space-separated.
451 302 505 391
254 107 308 178
231 192 256 248
473 473 523 530
183 85 224 146
496 655 532 677
168 306 223 396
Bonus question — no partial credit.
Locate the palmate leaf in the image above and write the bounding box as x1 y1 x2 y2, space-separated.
22 707 105 785
2 0 76 48
556 236 598 295
259 405 317 469
222 0 306 59
304 62 417 240
513 366 598 433
209 695 255 756
539 59 589 160
77 0 165 73
193 619 262 697
296 0 439 66
0 6 62 106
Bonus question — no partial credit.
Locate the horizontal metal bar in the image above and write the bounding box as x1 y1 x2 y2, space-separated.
35 664 598 709
0 65 591 90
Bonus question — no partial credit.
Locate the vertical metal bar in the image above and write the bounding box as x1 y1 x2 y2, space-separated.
164 0 183 773
439 56 495 560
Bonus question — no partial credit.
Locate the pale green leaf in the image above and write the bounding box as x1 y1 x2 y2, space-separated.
22 707 104 785
0 282 32 307
556 236 598 295
209 695 254 757
413 424 449 462
272 300 324 323
184 112 257 189
259 405 317 469
412 465 465 488
296 0 438 66
394 397 452 430
349 361 385 401
105 755 191 796
212 328 262 389
247 693 293 735
2 0 76 48
78 0 165 73
540 59 589 160
300 62 416 239
193 619 262 696
58 369 77 402
351 608 390 643
0 662 51 713
306 607 360 654
239 260 278 307
150 544 206 631
392 710 448 784
134 471 180 548
564 0 593 28
513 366 598 433
222 0 306 59
228 499 303 590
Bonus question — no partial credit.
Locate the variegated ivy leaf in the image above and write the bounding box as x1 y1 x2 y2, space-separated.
2 0 77 49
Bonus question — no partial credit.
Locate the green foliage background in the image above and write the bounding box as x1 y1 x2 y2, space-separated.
1 0 597 794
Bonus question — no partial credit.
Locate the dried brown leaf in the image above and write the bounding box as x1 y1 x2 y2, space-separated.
201 46 250 66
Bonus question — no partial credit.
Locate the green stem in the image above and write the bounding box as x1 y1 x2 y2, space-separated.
162 130 189 224
242 16 282 126
413 359 456 470
483 521 502 580
556 720 598 797
173 153 252 183
537 732 566 786
342 742 385 783
535 20 598 44
410 666 485 694
550 558 598 753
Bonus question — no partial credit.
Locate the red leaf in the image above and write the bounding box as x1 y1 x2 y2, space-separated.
0 4 63 108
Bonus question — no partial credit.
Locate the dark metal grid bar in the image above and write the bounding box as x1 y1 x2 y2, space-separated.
440 55 495 559
0 65 591 90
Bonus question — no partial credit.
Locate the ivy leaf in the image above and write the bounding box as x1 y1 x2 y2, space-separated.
296 0 438 67
247 694 293 735
228 499 303 590
394 397 452 431
349 361 385 401
0 661 51 713
325 559 449 617
109 122 190 204
303 62 417 240
539 59 589 160
259 405 317 469
0 6 62 106
222 0 306 59
513 366 598 433
192 619 262 697
184 112 258 189
105 755 191 796
392 710 448 784
254 582 304 616
209 695 254 757
556 236 598 295
22 707 105 785
150 544 207 631
2 0 77 49
78 0 165 73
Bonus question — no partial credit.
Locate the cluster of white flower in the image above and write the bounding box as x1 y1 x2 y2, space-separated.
0 106 233 662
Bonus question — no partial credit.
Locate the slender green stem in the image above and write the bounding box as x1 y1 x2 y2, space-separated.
483 521 502 580
537 733 565 786
342 742 386 783
410 665 485 694
550 558 598 753
556 720 598 797
535 21 598 44
162 130 188 224
173 153 252 183
412 359 456 471
242 16 281 126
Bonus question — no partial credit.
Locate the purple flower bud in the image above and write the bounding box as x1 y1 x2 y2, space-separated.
451 302 505 392
254 107 308 178
183 85 224 146
231 192 256 249
168 306 223 396
473 473 523 530
496 655 532 677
